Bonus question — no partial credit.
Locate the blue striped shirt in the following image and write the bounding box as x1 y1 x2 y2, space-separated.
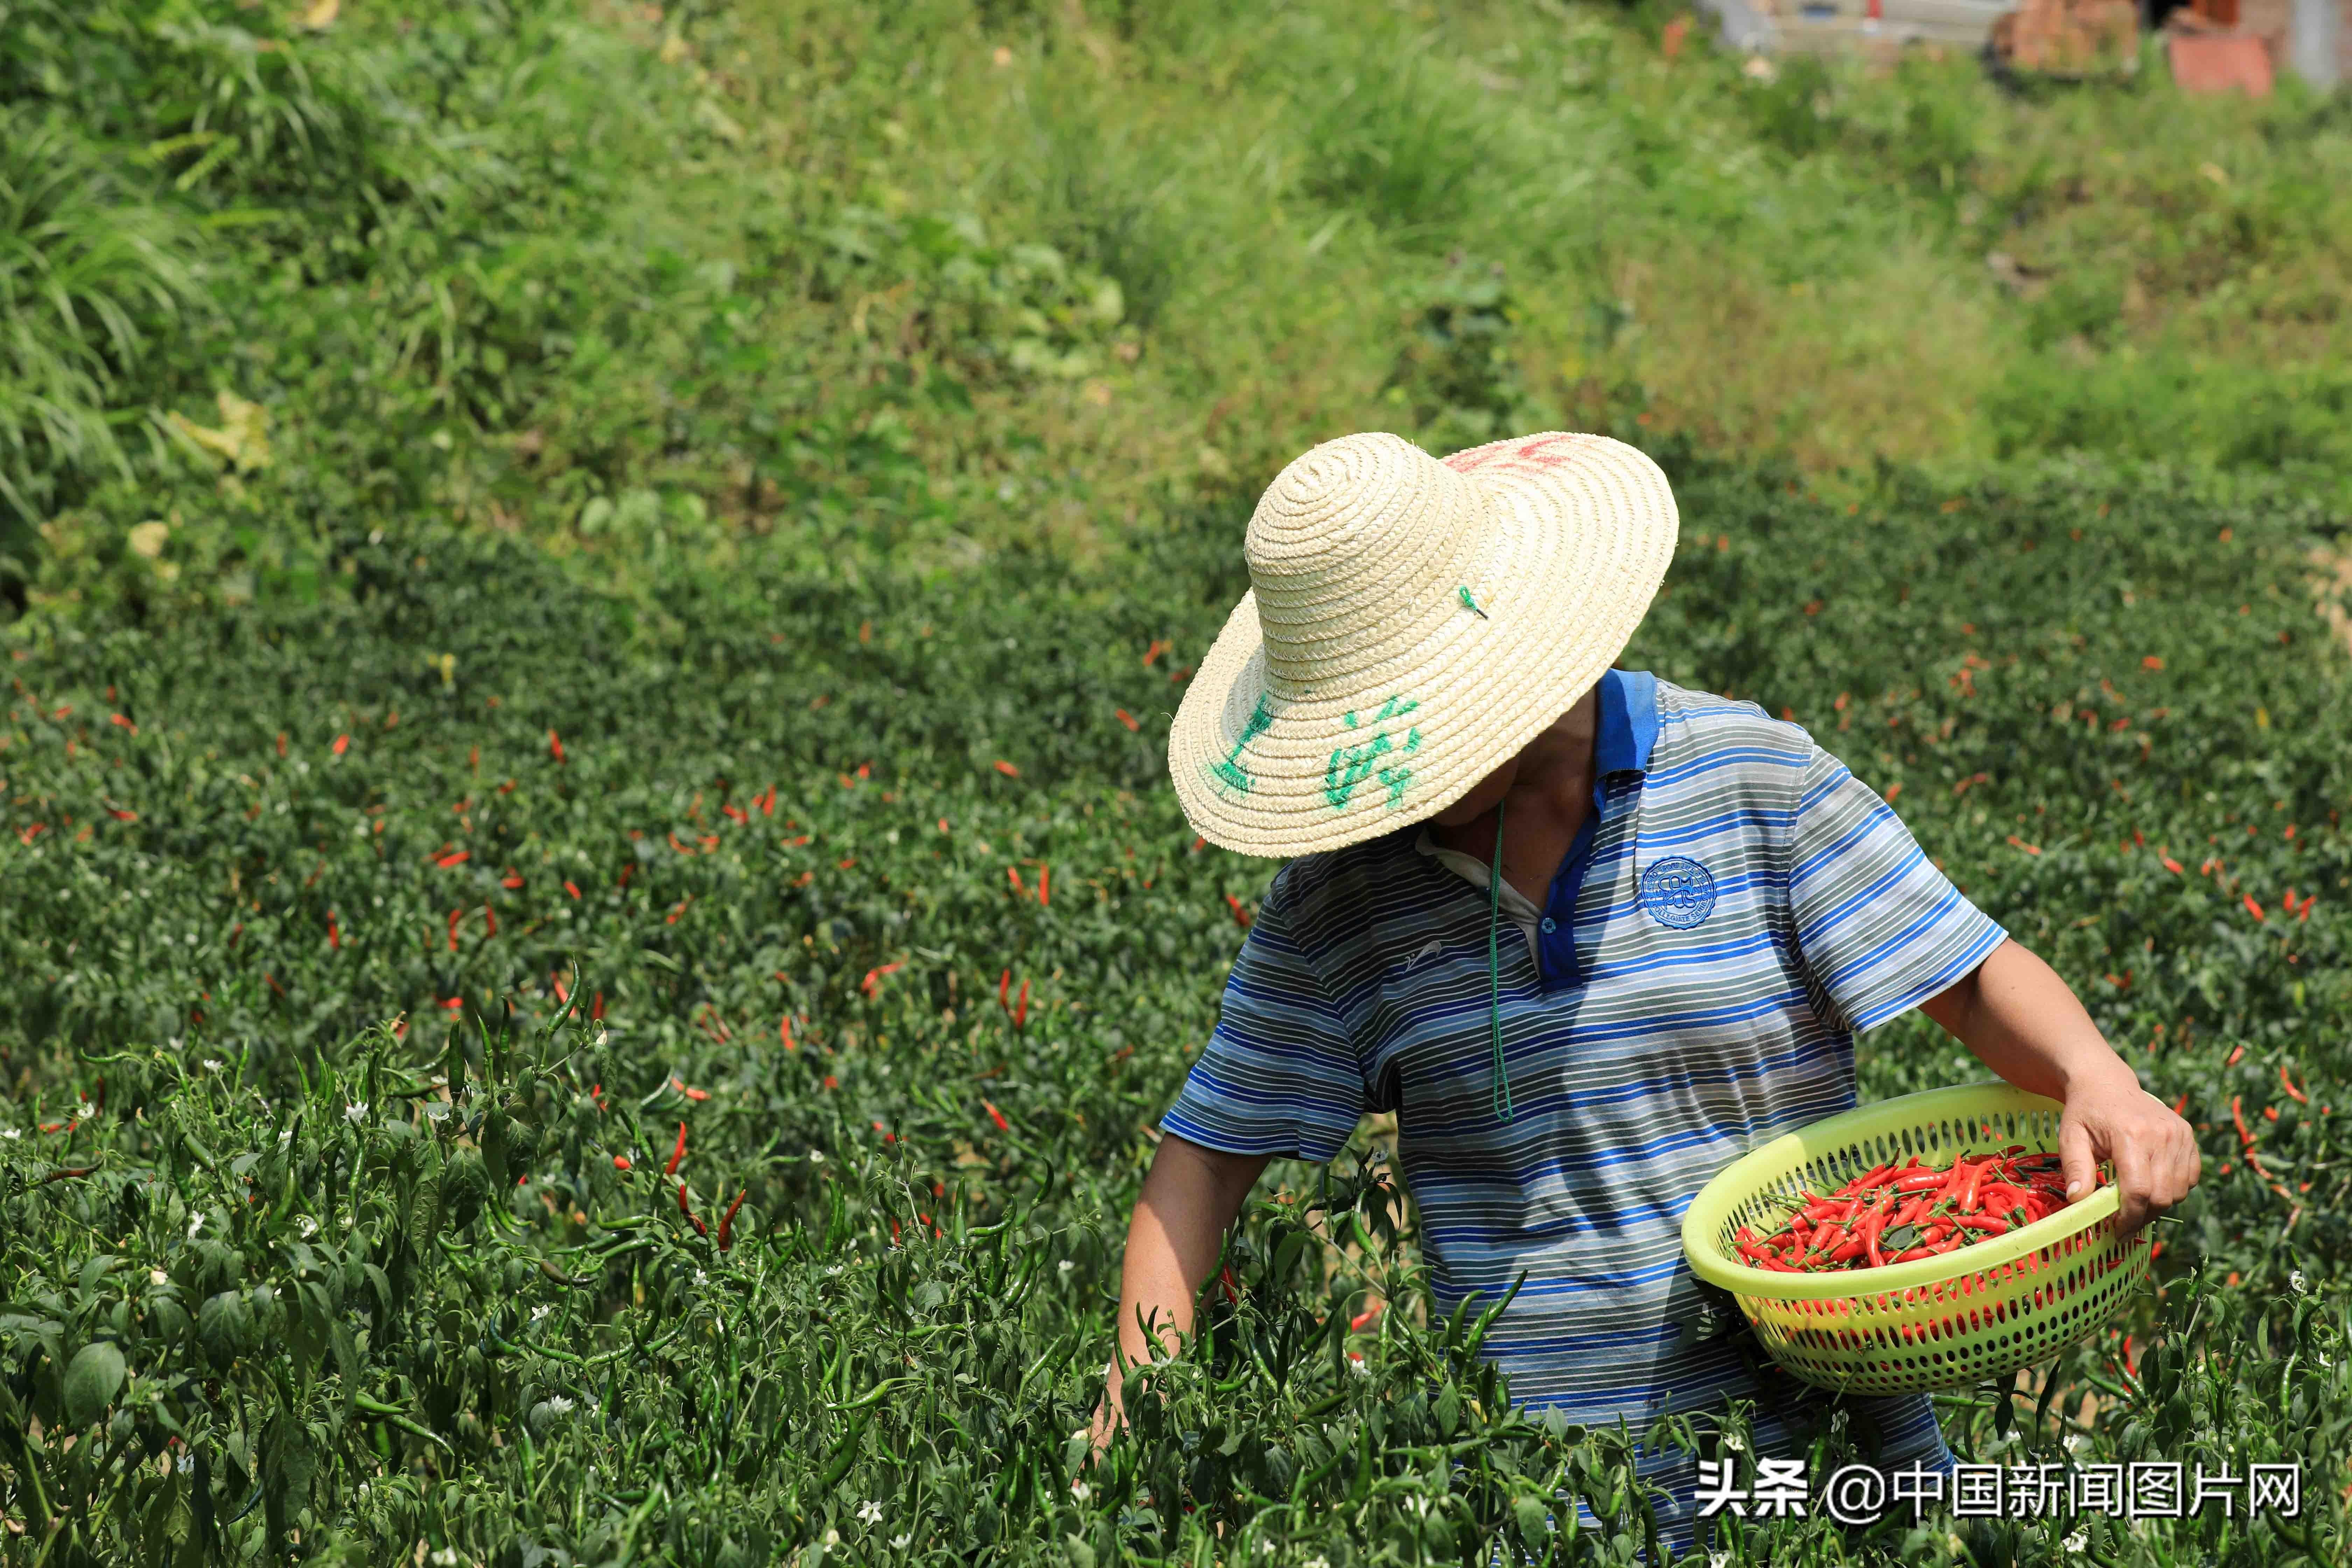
1161 670 2009 1548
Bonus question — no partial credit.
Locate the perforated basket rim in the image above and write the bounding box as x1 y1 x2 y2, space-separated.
1680 1080 2125 1302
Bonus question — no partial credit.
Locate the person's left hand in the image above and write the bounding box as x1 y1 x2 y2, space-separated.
2059 1074 2202 1238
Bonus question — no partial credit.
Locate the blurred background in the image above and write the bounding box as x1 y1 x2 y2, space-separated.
1 0 2346 620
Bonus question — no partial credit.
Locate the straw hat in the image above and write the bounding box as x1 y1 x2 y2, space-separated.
1168 430 1679 859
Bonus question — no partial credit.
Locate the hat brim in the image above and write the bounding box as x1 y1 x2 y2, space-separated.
1167 433 1679 859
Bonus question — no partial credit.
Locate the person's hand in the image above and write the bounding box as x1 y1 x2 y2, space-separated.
1084 1362 1124 1466
2060 1074 2201 1237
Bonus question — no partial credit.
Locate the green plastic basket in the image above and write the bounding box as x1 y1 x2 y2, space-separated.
1681 1082 2150 1395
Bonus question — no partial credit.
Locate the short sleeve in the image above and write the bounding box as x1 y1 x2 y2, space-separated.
1159 872 1369 1164
1786 741 2009 1035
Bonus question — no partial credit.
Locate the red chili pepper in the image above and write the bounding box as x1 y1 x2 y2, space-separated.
549 730 566 764
447 909 461 952
613 1154 631 1171
591 990 604 1021
998 969 1013 1017
1038 864 1050 906
2231 1095 2254 1147
332 734 350 756
1953 1213 2007 1234
326 911 339 950
718 1189 748 1251
780 1016 796 1051
1115 708 1140 732
1892 1170 1944 1194
2243 893 2266 922
666 1121 687 1176
1220 1265 1241 1305
983 1099 1010 1134
2281 1064 2309 1105
1014 980 1029 1029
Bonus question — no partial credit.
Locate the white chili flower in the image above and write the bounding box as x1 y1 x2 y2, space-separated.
0 1128 19 1141
431 1551 460 1567
1710 1555 1729 1568
1070 1480 1091 1502
544 1396 574 1416
2290 1269 2309 1294
177 1453 193 1474
298 1216 318 1239
187 1212 205 1238
856 1500 883 1525
279 1127 294 1146
344 1101 368 1124
150 1268 169 1286
2062 1529 2088 1553
202 1059 224 1072
1722 1432 1747 1452
891 1534 911 1549
1306 1557 1332 1568
531 1304 553 1321
823 1528 840 1548
1058 1260 1074 1273
694 1269 709 1286
808 1150 826 1164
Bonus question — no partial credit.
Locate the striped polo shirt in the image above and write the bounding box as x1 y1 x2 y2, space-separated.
1161 669 2010 1548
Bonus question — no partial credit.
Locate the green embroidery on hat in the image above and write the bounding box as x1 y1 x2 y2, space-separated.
1208 693 1275 795
1325 696 1421 810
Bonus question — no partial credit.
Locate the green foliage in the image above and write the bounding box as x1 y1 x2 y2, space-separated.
1295 28 1501 244
1384 253 1548 452
5 2 2352 1563
6 454 2352 1563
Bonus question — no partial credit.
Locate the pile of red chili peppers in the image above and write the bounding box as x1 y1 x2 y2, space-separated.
1733 1145 2099 1273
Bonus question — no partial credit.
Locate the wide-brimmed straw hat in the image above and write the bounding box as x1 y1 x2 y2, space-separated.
1168 430 1679 859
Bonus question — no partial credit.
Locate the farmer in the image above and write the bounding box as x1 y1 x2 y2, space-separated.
1091 430 2201 1549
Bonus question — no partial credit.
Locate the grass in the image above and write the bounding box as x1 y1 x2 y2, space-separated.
10 0 2352 628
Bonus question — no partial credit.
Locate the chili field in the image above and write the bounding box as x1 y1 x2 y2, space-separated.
4 456 2351 1567
5 0 2352 1562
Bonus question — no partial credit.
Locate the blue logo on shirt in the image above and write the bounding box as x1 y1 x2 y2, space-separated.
1641 857 1715 929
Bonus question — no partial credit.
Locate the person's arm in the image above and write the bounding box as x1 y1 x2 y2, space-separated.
1089 1133 1271 1453
1917 937 2200 1237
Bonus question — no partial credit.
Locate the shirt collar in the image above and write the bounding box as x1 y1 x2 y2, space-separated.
1595 667 1660 780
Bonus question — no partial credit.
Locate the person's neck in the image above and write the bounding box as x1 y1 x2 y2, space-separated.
1502 693 1601 832
1427 687 1602 867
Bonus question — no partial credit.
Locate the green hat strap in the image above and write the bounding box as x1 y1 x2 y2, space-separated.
1489 794 1513 1123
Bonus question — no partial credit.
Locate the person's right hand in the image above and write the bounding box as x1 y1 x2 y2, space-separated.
1086 1134 1271 1467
